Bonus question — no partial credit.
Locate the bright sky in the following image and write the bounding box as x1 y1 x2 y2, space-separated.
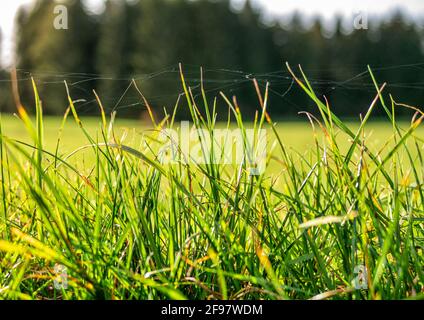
1 0 423 66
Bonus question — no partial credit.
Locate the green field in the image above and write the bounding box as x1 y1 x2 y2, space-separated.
2 114 422 156
0 68 423 300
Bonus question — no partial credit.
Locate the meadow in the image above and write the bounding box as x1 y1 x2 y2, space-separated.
2 115 422 157
0 65 422 300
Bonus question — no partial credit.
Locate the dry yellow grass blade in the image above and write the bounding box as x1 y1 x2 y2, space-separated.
299 211 359 229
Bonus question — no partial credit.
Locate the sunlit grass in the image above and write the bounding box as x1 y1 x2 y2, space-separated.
0 65 422 300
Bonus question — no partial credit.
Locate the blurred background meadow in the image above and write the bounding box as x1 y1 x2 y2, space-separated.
0 0 423 121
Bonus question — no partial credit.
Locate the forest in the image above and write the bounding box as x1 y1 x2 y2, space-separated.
0 0 423 119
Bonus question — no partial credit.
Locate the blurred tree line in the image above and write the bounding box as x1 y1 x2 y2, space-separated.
0 0 423 119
